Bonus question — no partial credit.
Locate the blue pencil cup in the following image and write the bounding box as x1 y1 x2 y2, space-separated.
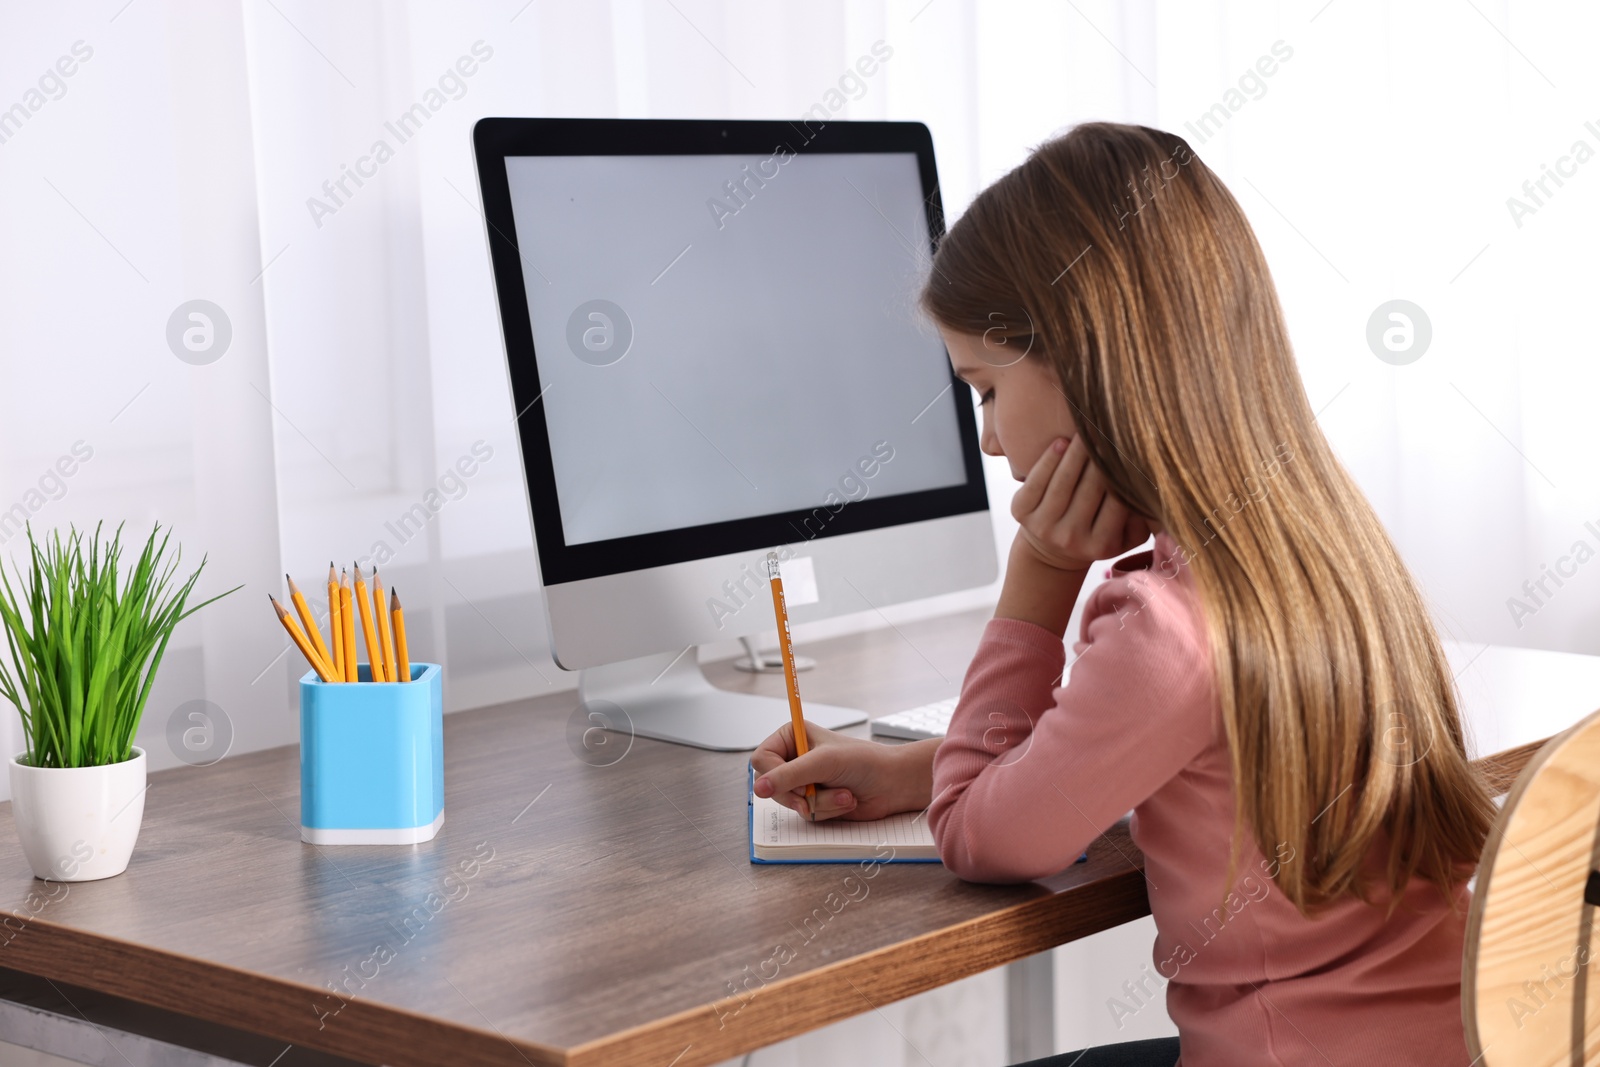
298 663 444 845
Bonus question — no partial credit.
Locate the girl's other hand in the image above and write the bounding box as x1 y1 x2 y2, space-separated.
1011 435 1151 572
750 722 937 822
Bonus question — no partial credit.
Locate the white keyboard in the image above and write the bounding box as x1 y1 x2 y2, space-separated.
870 696 960 740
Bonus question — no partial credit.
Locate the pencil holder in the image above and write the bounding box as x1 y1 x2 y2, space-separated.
298 663 444 845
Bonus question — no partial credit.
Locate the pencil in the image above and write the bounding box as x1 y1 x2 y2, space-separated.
353 563 382 682
766 551 815 820
390 587 410 683
286 574 333 682
372 567 396 684
269 594 335 682
326 563 343 682
338 569 358 683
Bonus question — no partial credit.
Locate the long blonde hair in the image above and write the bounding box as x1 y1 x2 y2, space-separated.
921 121 1493 913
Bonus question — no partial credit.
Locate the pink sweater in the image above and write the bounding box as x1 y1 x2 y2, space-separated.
928 534 1471 1066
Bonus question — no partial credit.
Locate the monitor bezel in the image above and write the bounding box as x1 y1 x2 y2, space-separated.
472 117 988 587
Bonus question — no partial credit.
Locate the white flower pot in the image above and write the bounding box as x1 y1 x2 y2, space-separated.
8 747 146 881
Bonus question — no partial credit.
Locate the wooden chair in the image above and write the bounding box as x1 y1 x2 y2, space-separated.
1465 716 1600 1065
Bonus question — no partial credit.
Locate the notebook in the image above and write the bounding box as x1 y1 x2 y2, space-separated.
747 765 940 864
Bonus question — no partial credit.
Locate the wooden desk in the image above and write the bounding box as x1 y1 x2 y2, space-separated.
1 611 1594 1067
0 606 1149 1067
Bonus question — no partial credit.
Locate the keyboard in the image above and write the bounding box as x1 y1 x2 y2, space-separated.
870 696 960 741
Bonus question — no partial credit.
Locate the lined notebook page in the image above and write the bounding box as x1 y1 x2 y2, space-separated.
751 793 939 861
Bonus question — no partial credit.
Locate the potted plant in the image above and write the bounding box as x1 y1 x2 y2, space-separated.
0 524 236 881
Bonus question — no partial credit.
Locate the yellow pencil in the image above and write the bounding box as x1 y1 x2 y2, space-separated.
269 595 335 682
390 588 410 683
286 574 333 682
353 563 382 682
326 562 343 682
338 569 358 683
766 551 815 820
372 567 396 684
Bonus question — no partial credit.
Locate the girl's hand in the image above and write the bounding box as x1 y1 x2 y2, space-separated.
1012 436 1151 572
750 722 937 822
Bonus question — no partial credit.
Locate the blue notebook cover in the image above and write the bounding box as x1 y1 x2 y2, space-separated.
747 764 941 865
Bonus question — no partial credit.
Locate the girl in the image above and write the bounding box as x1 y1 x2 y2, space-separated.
750 121 1493 1066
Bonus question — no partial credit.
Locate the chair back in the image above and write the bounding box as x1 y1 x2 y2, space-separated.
1465 708 1600 1065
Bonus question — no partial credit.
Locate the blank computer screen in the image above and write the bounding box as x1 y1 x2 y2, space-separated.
503 151 969 547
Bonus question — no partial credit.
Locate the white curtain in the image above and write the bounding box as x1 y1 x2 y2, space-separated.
2 0 1596 787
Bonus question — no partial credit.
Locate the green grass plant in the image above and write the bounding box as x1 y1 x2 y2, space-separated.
0 523 238 769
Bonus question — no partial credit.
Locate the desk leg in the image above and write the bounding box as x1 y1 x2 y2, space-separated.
1005 951 1055 1064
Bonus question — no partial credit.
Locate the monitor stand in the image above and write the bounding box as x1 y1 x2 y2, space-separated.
576 646 868 752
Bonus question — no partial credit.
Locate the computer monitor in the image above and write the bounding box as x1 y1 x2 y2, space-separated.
472 117 997 750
